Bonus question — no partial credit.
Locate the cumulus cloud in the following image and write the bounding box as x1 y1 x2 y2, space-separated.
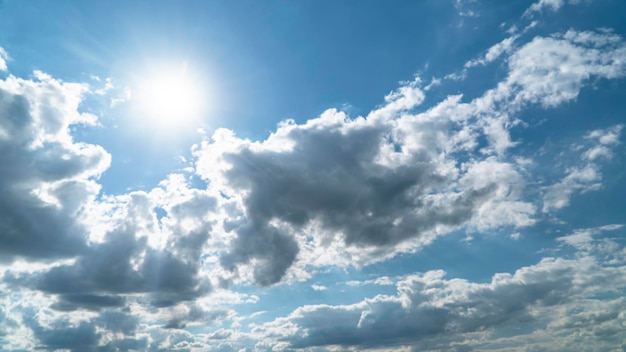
311 284 327 291
190 29 626 286
18 184 217 309
0 72 110 263
255 232 626 350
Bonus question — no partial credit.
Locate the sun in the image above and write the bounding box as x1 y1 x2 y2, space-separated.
135 65 204 128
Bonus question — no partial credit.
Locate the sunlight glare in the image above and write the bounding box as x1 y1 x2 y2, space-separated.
135 65 204 128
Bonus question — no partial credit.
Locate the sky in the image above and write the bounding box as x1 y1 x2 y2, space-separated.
0 0 626 351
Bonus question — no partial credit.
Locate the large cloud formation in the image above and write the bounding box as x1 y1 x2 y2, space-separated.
1 0 626 350
192 27 626 286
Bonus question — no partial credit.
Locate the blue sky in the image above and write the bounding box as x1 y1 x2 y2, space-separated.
1 0 626 351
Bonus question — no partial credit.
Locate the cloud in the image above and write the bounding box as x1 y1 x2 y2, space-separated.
526 0 566 13
475 30 626 112
0 47 8 71
21 188 216 309
256 236 626 350
524 0 585 16
464 35 518 69
346 276 394 287
453 0 479 17
543 124 623 212
190 29 626 285
311 284 327 291
1 7 626 350
0 72 110 263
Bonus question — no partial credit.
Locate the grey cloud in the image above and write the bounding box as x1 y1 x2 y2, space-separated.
20 308 145 351
258 253 626 350
0 76 110 263
96 310 140 335
33 227 211 308
164 305 229 330
219 222 299 287
52 294 126 312
99 338 148 352
193 29 626 289
23 313 100 352
6 185 217 310
198 109 509 285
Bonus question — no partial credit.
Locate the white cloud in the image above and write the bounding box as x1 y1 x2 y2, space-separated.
485 30 626 110
453 0 479 17
558 224 624 254
543 164 601 212
346 276 394 287
524 0 585 16
543 124 622 212
0 47 8 71
311 284 327 291
464 35 518 69
527 0 566 13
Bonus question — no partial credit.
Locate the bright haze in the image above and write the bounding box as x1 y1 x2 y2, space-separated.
1 0 626 351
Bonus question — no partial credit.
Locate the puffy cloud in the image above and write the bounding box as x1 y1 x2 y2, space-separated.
256 242 626 350
310 284 327 291
17 188 217 309
0 72 110 263
196 106 520 284
467 30 626 126
192 29 626 285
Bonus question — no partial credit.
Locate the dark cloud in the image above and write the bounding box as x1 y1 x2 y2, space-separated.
199 111 495 285
199 109 511 285
52 294 126 312
1 186 215 311
23 313 100 352
219 221 299 287
33 225 212 308
21 308 144 351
